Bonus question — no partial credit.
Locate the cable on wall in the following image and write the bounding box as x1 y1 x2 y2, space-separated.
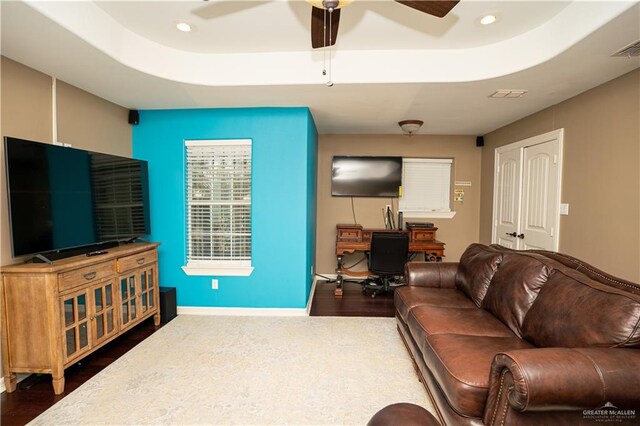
351 196 357 224
51 76 58 144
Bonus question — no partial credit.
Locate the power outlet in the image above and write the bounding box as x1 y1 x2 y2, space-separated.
211 279 218 290
385 204 392 212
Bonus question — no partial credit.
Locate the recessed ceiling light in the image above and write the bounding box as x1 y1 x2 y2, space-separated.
176 22 193 32
480 14 497 25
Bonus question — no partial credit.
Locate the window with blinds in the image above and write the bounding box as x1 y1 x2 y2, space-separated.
399 158 454 218
183 139 253 275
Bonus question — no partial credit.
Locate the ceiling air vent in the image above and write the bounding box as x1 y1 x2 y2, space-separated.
489 90 528 99
612 40 640 57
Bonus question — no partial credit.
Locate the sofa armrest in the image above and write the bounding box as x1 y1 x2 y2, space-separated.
485 348 640 419
404 262 459 288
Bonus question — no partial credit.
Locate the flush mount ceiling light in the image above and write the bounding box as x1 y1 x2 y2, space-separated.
176 22 193 32
399 120 424 136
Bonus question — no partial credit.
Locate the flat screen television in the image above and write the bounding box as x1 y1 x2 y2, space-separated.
331 156 402 197
4 137 151 259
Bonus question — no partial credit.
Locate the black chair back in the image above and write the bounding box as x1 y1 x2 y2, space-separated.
369 232 410 275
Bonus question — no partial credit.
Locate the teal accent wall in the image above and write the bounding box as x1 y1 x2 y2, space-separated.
132 108 317 309
305 110 318 300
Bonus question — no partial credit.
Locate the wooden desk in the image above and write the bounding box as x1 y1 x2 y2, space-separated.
334 224 445 296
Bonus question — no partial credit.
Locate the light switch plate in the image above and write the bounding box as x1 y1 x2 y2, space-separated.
560 203 569 215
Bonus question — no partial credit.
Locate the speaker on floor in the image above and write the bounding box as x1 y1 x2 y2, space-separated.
476 136 484 147
159 286 177 324
128 109 140 125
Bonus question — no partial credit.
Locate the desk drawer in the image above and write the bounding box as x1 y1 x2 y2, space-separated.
117 250 157 273
338 229 361 240
59 261 113 291
411 230 436 241
336 225 363 242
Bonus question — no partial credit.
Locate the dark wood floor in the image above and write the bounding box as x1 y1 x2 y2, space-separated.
309 280 396 317
2 281 394 425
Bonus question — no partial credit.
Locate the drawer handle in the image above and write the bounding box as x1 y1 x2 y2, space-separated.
136 257 145 265
83 272 97 280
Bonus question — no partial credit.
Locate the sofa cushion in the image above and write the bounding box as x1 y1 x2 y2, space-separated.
482 253 552 337
394 286 476 322
529 249 640 296
421 334 535 418
407 306 515 345
455 244 503 307
522 270 640 348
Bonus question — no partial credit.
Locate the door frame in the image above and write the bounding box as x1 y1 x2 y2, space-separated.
491 129 564 251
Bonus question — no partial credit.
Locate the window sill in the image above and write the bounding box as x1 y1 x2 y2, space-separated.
401 211 457 219
181 265 254 277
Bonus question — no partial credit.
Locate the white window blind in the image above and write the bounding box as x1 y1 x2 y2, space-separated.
400 158 453 218
184 139 253 275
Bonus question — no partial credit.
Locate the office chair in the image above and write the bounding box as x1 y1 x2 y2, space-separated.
362 232 410 298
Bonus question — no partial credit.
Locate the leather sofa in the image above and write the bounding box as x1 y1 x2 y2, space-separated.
395 243 640 425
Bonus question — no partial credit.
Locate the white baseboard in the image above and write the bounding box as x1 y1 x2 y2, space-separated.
317 273 366 281
177 306 309 317
306 277 317 315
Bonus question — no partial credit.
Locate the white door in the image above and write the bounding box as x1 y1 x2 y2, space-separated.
494 147 522 249
520 139 560 250
492 130 563 251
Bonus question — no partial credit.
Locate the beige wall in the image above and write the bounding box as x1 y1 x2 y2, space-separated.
57 80 131 156
316 134 482 274
0 57 132 267
479 69 640 282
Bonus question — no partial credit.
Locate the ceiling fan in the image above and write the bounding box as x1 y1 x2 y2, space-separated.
309 0 460 49
197 0 460 49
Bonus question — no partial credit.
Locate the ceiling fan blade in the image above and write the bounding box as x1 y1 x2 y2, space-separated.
311 6 341 49
394 1 460 18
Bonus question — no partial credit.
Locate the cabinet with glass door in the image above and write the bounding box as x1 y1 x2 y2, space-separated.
117 251 159 331
0 242 160 395
61 279 118 363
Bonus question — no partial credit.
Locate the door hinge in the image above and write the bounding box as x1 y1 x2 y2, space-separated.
553 155 558 164
550 227 555 237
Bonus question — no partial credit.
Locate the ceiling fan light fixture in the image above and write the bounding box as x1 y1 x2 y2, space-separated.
306 0 354 11
176 22 193 32
399 120 423 136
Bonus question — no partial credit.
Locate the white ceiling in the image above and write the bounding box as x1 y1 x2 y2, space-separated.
1 0 639 135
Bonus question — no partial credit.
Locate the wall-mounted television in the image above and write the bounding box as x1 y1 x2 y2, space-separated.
4 137 151 260
331 156 402 197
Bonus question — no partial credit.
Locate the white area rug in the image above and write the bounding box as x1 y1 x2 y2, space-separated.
30 315 432 425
